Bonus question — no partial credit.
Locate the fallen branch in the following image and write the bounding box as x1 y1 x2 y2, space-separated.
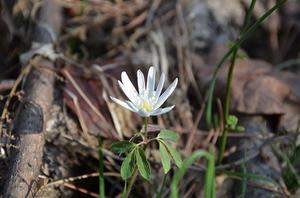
2 0 61 197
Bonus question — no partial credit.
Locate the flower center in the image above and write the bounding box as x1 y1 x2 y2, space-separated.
142 100 153 112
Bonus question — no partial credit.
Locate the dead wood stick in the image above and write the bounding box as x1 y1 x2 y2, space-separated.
0 80 15 92
3 0 61 197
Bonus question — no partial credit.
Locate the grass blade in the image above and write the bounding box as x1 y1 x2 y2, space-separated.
98 137 105 198
171 146 215 198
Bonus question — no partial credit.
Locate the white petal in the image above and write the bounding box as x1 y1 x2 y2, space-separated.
154 78 178 109
137 110 150 117
154 73 165 103
137 70 145 94
146 66 156 97
118 80 139 105
150 105 175 116
110 96 138 112
121 72 138 96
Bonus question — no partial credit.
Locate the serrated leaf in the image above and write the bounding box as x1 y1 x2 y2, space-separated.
164 143 182 168
227 115 238 128
110 141 135 154
157 130 179 142
159 141 171 174
135 147 151 180
121 150 135 180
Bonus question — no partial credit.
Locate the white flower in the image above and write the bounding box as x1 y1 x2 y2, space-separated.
110 66 178 117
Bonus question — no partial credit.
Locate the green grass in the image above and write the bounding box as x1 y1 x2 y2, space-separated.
276 134 300 193
171 146 215 198
203 0 287 164
98 137 105 198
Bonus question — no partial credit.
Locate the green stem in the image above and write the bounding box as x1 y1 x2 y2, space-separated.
156 173 167 198
98 137 105 198
240 161 247 198
125 117 149 198
171 146 215 198
205 0 286 128
144 117 148 143
218 0 256 160
218 0 255 164
218 47 238 164
217 0 287 164
224 0 256 122
125 168 138 198
242 0 257 33
224 48 238 121
122 181 127 198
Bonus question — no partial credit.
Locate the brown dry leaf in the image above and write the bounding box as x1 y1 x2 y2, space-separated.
230 61 290 115
274 70 300 131
63 65 139 139
196 57 300 131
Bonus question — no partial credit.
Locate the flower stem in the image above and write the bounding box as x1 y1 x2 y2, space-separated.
125 168 138 198
125 117 149 198
144 117 148 142
156 173 167 198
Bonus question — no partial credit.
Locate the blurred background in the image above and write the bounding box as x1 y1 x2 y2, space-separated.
1 0 300 197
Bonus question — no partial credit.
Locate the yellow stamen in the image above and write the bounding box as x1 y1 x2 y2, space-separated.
142 101 153 112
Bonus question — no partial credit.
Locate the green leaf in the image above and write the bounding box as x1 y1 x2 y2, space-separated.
135 147 151 180
213 113 219 129
226 40 235 50
121 150 135 180
237 51 247 59
206 79 216 128
236 126 245 132
157 130 179 142
164 142 182 168
159 142 171 174
110 141 135 154
227 115 238 128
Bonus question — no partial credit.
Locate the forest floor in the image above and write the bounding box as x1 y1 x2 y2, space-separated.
1 0 300 197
